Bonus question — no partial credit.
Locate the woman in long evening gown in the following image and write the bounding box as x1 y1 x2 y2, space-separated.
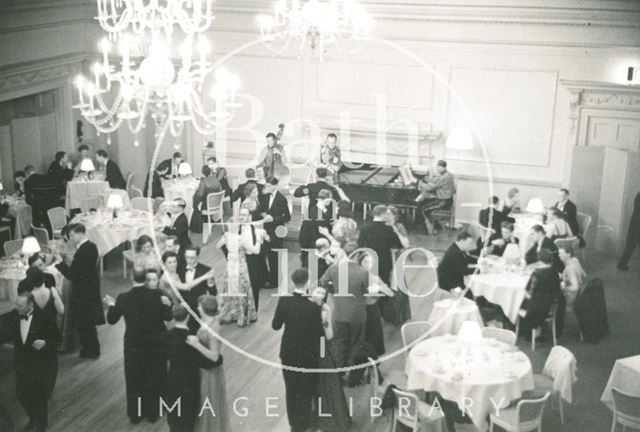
311 287 351 431
381 206 412 326
216 212 258 326
186 295 231 432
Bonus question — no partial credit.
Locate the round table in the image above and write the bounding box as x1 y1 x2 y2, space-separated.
65 179 110 214
406 335 534 431
601 355 640 410
71 209 166 256
427 297 484 336
162 177 200 206
0 257 62 310
468 272 530 324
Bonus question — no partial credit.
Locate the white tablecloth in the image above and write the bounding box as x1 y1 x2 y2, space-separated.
601 355 640 410
71 209 166 256
427 297 484 336
99 188 132 209
0 258 62 312
5 197 32 239
65 180 110 213
406 336 534 431
469 272 530 324
162 177 200 207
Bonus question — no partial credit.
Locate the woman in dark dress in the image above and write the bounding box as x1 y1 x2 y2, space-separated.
310 286 351 432
381 206 412 326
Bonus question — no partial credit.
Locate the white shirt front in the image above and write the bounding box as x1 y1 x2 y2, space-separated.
20 313 33 344
268 192 276 210
185 266 196 283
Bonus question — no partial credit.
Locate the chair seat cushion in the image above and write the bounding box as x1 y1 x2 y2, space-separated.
533 374 554 391
490 406 518 428
418 400 444 421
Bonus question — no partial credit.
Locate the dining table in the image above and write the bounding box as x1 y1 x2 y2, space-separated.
65 179 110 214
406 334 535 431
70 208 167 257
601 354 640 410
0 254 63 313
427 297 484 337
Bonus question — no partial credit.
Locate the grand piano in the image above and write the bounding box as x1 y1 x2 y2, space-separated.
337 162 426 210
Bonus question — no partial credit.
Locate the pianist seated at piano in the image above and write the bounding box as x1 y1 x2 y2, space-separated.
415 159 456 234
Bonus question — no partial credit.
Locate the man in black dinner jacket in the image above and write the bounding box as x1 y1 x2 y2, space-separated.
259 177 291 287
96 149 126 190
47 151 74 185
103 267 172 423
479 196 515 233
55 223 104 359
293 166 348 214
437 230 478 298
0 291 60 432
178 246 216 331
272 269 324 432
230 168 263 204
552 188 579 237
525 224 562 272
163 198 192 250
358 204 404 285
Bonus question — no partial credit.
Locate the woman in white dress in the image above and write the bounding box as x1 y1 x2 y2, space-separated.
186 295 231 432
216 208 259 326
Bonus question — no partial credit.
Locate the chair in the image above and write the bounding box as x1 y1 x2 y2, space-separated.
390 388 444 432
125 173 134 194
401 321 432 360
0 224 12 241
202 191 226 243
153 197 165 213
532 346 577 425
482 327 517 346
47 207 67 238
576 212 592 261
611 387 640 432
489 391 550 432
129 186 143 199
4 239 23 257
554 236 580 253
367 357 407 424
31 225 49 247
431 193 456 231
516 302 558 351
80 198 101 213
131 197 153 211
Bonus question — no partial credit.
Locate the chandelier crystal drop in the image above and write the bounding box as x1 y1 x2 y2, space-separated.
257 0 374 58
96 0 215 40
73 32 241 138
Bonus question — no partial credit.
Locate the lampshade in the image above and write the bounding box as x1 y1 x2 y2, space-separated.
0 182 3 191
503 243 521 261
79 158 95 172
445 127 474 150
21 236 41 256
458 320 482 342
526 198 545 214
178 162 192 176
106 193 124 209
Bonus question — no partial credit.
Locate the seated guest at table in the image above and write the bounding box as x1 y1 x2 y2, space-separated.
553 188 579 236
206 156 231 196
0 291 61 432
14 170 27 197
544 208 573 241
163 198 192 250
157 152 183 180
437 230 477 298
358 204 404 285
231 168 262 204
519 249 565 341
259 177 291 287
416 159 456 234
47 151 73 185
502 187 521 215
95 150 126 190
160 251 214 307
163 235 186 274
103 268 172 423
558 246 586 311
18 255 57 293
299 189 335 266
525 224 562 272
144 166 165 198
331 200 358 245
319 242 370 369
55 223 104 359
73 144 91 174
473 225 495 258
193 165 222 213
479 196 515 233
294 166 348 214
488 222 520 257
131 234 160 272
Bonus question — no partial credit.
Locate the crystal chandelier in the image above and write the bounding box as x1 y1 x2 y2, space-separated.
73 32 240 138
96 0 215 40
257 0 374 58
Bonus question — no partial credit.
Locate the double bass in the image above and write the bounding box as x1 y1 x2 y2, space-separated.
262 123 290 181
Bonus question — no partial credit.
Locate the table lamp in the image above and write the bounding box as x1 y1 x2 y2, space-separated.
21 236 41 259
80 158 96 180
106 193 124 219
525 198 545 214
458 320 482 342
178 162 192 177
